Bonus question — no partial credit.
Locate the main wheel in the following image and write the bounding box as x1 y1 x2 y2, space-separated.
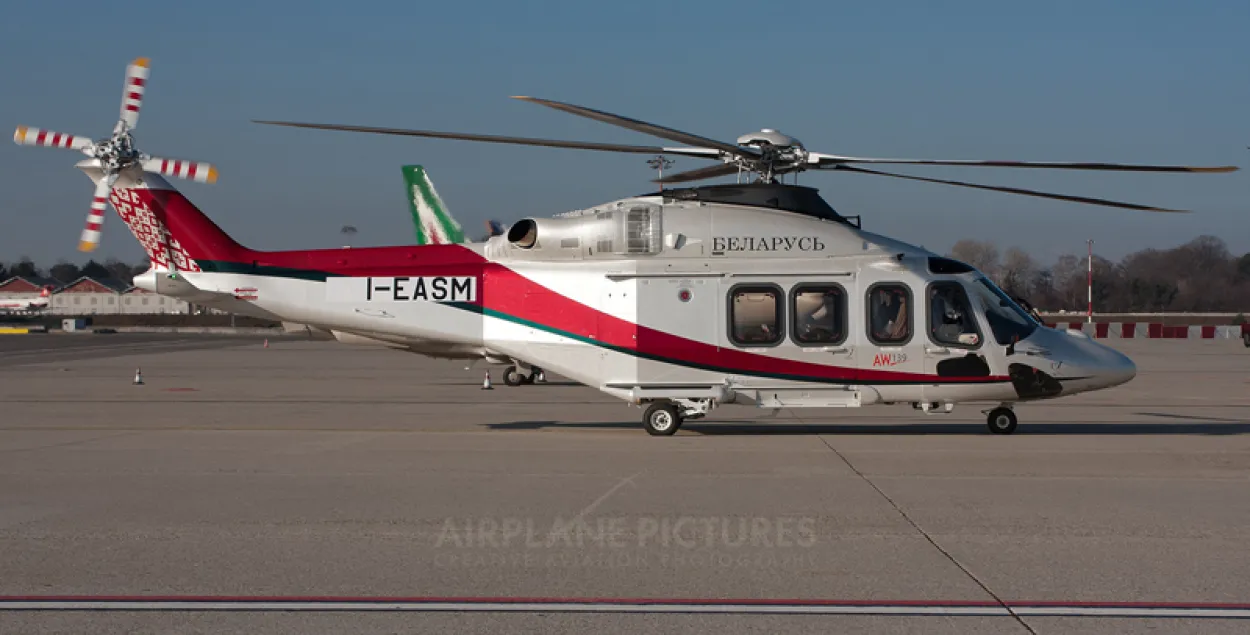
643 402 682 436
502 365 524 386
986 407 1018 435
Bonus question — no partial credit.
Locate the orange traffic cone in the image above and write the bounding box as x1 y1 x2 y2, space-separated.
481 371 493 390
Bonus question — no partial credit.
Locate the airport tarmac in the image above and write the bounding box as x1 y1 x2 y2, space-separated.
1 335 1248 634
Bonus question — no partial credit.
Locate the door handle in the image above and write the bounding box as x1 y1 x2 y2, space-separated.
925 346 951 355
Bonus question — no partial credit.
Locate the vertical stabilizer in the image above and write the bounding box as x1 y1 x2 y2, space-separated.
402 165 465 245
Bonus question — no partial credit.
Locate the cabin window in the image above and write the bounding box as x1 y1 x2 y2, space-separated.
791 284 847 345
728 284 783 346
927 282 981 348
867 283 912 345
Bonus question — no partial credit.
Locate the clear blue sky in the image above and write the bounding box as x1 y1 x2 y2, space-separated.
2 0 1246 268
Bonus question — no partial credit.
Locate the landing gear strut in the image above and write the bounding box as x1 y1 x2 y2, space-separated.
985 406 1018 435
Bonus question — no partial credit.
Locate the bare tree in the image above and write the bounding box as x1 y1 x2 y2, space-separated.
104 258 136 285
1000 247 1036 298
10 257 40 278
49 261 82 283
949 240 1001 280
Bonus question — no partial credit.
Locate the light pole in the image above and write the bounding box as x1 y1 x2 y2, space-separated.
646 155 674 190
1087 239 1093 323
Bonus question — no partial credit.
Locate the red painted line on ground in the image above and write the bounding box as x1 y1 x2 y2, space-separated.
1 596 1249 609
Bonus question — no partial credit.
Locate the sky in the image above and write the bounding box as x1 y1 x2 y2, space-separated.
1 1 1247 268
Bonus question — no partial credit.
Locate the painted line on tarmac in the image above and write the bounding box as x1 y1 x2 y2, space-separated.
0 340 202 357
2 597 1250 618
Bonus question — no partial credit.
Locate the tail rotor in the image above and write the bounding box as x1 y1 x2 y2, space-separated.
13 57 219 252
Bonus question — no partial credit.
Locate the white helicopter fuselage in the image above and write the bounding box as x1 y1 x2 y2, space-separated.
112 170 1134 433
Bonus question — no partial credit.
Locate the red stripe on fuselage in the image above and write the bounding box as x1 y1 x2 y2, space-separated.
480 265 1003 384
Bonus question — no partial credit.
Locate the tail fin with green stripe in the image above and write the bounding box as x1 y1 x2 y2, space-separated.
402 165 465 245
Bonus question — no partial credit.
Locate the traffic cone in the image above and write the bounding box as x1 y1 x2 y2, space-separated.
535 368 546 383
481 370 493 390
263 339 269 348
133 367 144 385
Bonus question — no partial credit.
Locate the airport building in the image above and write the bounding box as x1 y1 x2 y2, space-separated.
0 275 60 303
0 275 191 315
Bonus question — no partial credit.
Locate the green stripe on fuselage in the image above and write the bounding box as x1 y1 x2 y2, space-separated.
195 260 336 281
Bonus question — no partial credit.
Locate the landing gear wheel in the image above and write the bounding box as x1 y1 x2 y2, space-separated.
502 366 524 387
986 407 1018 435
643 402 682 436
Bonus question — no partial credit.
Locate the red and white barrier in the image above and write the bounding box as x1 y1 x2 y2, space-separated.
1045 322 1250 340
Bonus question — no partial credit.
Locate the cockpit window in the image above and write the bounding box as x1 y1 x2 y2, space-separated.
969 277 1037 345
928 282 981 348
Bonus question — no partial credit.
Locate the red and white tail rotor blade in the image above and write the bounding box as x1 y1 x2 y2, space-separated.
13 126 93 151
78 179 112 253
119 57 150 130
141 157 219 184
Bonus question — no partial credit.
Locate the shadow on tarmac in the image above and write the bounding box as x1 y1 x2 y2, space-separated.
486 419 1250 436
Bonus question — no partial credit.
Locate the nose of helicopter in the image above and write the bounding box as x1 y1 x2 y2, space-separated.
1093 343 1136 389
1065 332 1136 391
1027 328 1136 396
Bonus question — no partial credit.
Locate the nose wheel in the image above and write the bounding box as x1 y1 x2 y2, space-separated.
986 407 1018 435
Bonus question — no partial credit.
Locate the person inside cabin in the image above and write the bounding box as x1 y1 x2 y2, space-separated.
872 288 908 342
799 290 841 343
931 285 975 345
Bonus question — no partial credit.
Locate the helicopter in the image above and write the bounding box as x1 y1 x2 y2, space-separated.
13 58 1238 435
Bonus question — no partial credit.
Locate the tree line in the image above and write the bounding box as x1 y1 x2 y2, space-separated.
951 235 1250 313
0 257 149 286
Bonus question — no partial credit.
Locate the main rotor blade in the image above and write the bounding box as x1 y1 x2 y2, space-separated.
119 57 150 131
812 153 1238 173
14 126 93 150
512 96 756 159
254 120 673 154
654 162 740 184
832 164 1188 212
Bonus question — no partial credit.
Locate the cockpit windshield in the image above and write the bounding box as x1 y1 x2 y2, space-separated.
968 277 1038 345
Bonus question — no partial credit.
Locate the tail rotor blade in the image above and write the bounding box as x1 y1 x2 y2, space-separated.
119 57 150 130
141 157 218 184
79 179 112 252
14 126 93 150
